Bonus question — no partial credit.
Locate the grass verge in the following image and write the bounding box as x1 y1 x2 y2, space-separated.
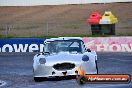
1 34 132 38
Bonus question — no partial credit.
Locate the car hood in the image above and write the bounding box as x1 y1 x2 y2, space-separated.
45 52 83 66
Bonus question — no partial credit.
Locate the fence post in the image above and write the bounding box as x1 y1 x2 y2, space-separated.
5 25 11 38
5 25 8 38
46 22 49 36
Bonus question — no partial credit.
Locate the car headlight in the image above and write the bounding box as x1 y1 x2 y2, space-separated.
82 55 89 62
39 58 46 64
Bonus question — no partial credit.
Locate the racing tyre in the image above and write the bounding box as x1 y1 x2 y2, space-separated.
34 77 48 82
34 77 41 82
95 60 98 74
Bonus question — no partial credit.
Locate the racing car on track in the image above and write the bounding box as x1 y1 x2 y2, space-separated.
33 37 98 81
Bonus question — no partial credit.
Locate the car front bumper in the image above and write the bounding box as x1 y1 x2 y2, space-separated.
33 62 97 78
33 64 79 77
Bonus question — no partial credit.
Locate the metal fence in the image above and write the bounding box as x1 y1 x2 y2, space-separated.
0 21 132 38
0 22 91 37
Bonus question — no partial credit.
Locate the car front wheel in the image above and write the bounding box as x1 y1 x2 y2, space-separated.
76 76 86 85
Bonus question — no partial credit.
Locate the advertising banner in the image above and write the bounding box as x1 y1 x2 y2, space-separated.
0 38 46 52
0 37 132 52
83 37 132 52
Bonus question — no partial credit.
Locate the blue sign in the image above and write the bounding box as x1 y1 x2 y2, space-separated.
0 38 46 52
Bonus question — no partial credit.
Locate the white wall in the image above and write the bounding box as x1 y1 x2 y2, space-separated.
0 0 132 6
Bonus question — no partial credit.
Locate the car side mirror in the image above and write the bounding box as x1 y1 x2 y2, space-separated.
44 52 50 55
43 47 50 55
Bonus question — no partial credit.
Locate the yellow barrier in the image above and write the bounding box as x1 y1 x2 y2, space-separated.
100 11 118 24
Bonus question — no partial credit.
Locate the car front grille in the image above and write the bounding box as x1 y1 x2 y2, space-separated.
53 63 75 71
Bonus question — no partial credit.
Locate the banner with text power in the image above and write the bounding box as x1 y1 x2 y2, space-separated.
0 38 46 52
0 37 132 52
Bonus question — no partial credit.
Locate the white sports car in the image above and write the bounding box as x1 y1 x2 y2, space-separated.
33 37 98 81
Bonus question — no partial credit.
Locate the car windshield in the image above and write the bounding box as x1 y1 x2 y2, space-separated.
44 40 85 54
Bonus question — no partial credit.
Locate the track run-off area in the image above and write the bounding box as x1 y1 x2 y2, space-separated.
0 52 132 88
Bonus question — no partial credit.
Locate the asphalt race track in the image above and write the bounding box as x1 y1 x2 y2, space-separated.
0 52 132 88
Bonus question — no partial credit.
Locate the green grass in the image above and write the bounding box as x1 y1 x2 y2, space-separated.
0 34 127 38
0 32 132 38
116 33 132 36
0 34 3 38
